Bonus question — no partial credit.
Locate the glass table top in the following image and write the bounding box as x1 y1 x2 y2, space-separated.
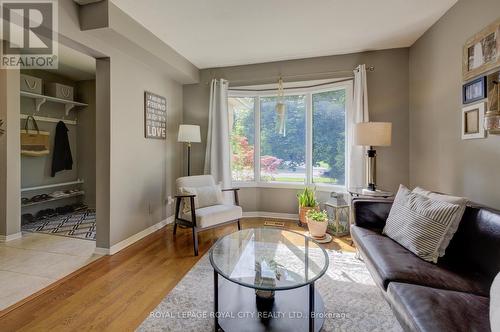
209 228 329 291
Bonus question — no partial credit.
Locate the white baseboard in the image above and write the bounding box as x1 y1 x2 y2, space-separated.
242 211 298 220
95 215 174 256
0 232 22 242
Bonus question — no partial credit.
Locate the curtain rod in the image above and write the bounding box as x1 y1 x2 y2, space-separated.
228 77 354 92
207 65 374 86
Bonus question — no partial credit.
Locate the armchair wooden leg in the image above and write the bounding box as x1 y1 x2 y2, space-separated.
193 228 199 256
173 221 178 235
237 219 241 230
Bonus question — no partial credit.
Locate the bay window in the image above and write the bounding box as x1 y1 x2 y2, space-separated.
228 80 352 189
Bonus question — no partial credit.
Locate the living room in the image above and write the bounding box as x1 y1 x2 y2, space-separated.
0 0 498 331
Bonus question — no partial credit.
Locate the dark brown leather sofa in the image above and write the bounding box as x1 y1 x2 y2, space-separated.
351 199 500 332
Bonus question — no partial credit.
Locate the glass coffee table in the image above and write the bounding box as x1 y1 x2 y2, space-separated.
209 228 329 332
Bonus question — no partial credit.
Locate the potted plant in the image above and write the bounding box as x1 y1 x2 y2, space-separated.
297 187 317 225
306 210 329 239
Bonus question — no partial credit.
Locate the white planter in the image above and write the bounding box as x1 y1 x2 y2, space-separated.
307 218 328 238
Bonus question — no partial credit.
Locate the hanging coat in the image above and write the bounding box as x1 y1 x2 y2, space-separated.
51 121 73 177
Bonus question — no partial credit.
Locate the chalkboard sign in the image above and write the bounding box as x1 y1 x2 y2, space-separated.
144 91 167 139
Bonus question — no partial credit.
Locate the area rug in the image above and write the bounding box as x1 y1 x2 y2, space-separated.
138 248 402 331
22 209 96 241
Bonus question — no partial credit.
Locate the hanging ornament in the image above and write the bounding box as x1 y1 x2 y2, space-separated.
276 77 286 136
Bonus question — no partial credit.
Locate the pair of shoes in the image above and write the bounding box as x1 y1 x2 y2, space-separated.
55 205 75 215
35 209 57 220
21 213 34 225
22 194 50 204
72 203 88 212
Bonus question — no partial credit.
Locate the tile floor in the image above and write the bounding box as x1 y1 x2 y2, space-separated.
0 232 101 311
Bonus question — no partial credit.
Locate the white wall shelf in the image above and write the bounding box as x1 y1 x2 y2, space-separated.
21 191 85 207
21 179 85 192
20 91 88 115
20 114 77 126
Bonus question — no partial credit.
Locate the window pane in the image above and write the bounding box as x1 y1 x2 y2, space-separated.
229 97 255 181
312 89 346 185
260 95 306 183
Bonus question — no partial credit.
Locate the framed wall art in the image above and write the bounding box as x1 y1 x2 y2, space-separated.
461 101 486 140
462 18 500 81
463 76 487 104
144 91 167 139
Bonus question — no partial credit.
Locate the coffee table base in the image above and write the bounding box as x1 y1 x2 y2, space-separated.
215 276 325 332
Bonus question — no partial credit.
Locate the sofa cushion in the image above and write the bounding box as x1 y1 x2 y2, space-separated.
387 282 490 332
182 204 242 229
412 187 467 258
383 185 464 263
444 205 500 285
351 225 489 296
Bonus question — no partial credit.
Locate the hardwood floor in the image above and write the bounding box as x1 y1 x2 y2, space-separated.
0 218 354 331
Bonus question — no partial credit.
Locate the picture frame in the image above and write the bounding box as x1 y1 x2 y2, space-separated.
463 76 487 104
144 91 167 140
462 18 500 81
461 101 486 140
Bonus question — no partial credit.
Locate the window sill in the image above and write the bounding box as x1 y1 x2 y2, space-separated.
233 181 346 193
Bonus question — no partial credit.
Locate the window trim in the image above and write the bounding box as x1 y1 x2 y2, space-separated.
228 80 353 191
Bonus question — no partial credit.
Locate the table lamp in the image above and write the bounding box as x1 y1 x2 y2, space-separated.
354 122 392 191
178 124 201 176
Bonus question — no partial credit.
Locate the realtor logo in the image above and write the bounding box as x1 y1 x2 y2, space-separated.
1 0 58 69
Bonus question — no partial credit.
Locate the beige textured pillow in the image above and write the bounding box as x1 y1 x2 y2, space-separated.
383 185 463 263
412 187 467 257
180 184 224 214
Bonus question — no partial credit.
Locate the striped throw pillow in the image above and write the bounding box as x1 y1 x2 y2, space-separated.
383 185 462 263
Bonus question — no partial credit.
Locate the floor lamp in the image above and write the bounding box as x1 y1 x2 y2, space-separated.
178 124 201 176
353 122 392 191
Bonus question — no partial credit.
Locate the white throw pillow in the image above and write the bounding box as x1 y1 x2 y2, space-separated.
412 187 467 257
180 184 224 214
383 184 463 263
492 272 500 332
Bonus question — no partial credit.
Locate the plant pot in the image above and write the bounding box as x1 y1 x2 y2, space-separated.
307 217 328 238
299 206 317 225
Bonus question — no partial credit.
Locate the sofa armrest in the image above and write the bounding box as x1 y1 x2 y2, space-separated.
352 198 394 230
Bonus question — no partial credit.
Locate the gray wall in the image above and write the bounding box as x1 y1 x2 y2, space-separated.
409 0 500 208
76 80 97 208
20 70 79 189
184 48 410 214
0 69 21 237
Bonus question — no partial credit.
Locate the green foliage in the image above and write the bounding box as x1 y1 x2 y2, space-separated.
312 90 346 184
229 90 346 183
260 95 306 170
297 187 317 208
307 209 328 222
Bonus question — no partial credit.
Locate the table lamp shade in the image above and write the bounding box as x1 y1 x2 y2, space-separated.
354 122 392 147
178 125 201 143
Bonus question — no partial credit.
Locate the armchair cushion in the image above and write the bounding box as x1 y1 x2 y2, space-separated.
182 204 242 229
179 184 224 214
176 175 216 188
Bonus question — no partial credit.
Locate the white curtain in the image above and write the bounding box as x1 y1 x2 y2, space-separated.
204 79 231 188
348 64 370 188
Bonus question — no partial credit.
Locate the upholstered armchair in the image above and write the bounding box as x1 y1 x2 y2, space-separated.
173 175 242 256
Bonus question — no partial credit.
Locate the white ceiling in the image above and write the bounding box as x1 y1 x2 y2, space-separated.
111 0 457 69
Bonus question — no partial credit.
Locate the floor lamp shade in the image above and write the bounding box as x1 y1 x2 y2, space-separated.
353 122 392 191
178 125 201 143
178 125 201 176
